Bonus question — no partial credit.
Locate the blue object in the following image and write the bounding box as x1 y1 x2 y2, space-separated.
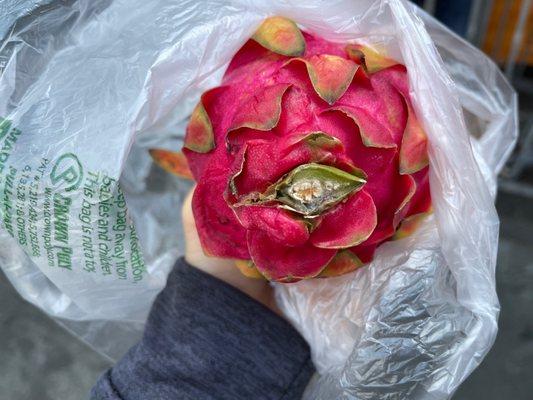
435 0 471 37
411 0 472 37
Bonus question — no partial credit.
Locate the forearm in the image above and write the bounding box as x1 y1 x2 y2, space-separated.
91 258 314 400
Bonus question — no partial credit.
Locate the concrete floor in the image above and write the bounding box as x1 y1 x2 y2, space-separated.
0 191 531 400
0 273 111 399
454 194 533 399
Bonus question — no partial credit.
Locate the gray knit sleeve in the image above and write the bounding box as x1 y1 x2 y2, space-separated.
91 258 314 400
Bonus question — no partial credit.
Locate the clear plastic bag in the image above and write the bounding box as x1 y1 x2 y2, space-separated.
0 0 517 398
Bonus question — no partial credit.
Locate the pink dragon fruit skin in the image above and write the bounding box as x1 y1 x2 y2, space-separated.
151 17 431 282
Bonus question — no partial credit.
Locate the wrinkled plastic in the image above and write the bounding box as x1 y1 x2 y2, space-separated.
0 0 517 398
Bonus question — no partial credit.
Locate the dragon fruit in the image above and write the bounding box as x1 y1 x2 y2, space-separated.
151 16 431 282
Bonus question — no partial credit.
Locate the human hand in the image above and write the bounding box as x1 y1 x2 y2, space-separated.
182 187 279 313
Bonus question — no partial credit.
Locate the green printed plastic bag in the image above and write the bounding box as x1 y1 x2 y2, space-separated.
0 0 517 398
